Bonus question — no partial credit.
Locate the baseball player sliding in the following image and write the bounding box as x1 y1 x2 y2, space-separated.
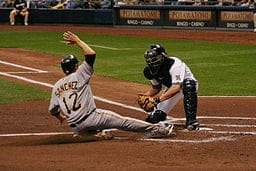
48 31 174 139
137 44 199 130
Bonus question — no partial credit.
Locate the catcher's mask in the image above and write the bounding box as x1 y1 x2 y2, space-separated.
61 55 79 75
144 49 165 76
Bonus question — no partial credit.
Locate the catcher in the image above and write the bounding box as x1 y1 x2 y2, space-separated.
137 44 199 130
9 0 29 26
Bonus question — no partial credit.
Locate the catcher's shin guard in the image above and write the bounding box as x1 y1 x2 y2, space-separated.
145 110 167 124
183 79 198 128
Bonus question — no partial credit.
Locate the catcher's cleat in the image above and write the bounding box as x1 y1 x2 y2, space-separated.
186 120 200 131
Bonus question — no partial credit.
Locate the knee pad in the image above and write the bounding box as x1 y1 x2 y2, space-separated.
182 79 198 124
145 110 167 124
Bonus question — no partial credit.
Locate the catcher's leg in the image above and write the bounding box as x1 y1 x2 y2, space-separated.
182 79 199 130
146 90 182 124
157 90 183 114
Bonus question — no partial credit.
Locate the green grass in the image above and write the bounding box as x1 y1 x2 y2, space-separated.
0 30 256 98
0 78 50 103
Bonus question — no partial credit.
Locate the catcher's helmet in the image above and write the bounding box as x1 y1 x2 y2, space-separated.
61 55 79 75
144 48 165 76
150 44 166 56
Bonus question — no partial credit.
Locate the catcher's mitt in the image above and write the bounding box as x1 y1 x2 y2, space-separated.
137 94 159 112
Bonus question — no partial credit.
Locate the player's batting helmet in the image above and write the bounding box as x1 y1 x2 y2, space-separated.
61 55 79 75
144 46 165 76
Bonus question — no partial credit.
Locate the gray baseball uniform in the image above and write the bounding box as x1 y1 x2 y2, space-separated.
49 61 172 137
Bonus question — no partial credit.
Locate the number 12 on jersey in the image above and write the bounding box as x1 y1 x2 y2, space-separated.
63 92 81 114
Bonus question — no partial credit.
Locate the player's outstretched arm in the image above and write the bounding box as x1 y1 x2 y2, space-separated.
63 31 95 56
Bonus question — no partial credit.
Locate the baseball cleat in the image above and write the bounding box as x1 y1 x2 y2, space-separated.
186 121 200 131
146 123 175 138
166 124 175 136
95 130 114 140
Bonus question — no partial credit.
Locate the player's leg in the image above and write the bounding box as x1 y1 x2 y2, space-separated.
9 9 17 25
182 78 199 130
75 109 174 138
145 91 183 124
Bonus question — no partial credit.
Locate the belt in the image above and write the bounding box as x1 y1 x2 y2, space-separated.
70 108 96 128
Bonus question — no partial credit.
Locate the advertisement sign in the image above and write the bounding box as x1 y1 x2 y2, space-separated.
167 10 215 28
218 11 254 29
115 9 163 26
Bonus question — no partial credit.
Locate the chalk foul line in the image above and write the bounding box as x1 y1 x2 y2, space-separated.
0 72 54 88
0 132 236 143
0 60 48 73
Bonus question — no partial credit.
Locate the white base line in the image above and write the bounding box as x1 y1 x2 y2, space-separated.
89 44 133 50
138 136 236 143
3 71 49 74
0 60 48 73
1 128 256 137
0 132 237 143
0 132 73 137
169 116 256 121
172 122 256 128
0 72 54 88
200 96 256 98
59 42 135 50
206 131 256 135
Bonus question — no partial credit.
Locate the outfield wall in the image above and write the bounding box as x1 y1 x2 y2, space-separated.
0 7 254 31
113 5 255 31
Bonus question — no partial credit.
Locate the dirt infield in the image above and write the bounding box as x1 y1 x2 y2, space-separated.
0 25 256 170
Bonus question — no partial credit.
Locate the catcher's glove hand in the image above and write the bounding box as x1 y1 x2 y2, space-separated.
137 94 160 112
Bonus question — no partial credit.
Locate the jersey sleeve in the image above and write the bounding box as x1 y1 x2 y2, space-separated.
76 62 94 85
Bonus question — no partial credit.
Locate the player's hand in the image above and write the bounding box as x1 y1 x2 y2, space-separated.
63 31 80 45
55 113 67 125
